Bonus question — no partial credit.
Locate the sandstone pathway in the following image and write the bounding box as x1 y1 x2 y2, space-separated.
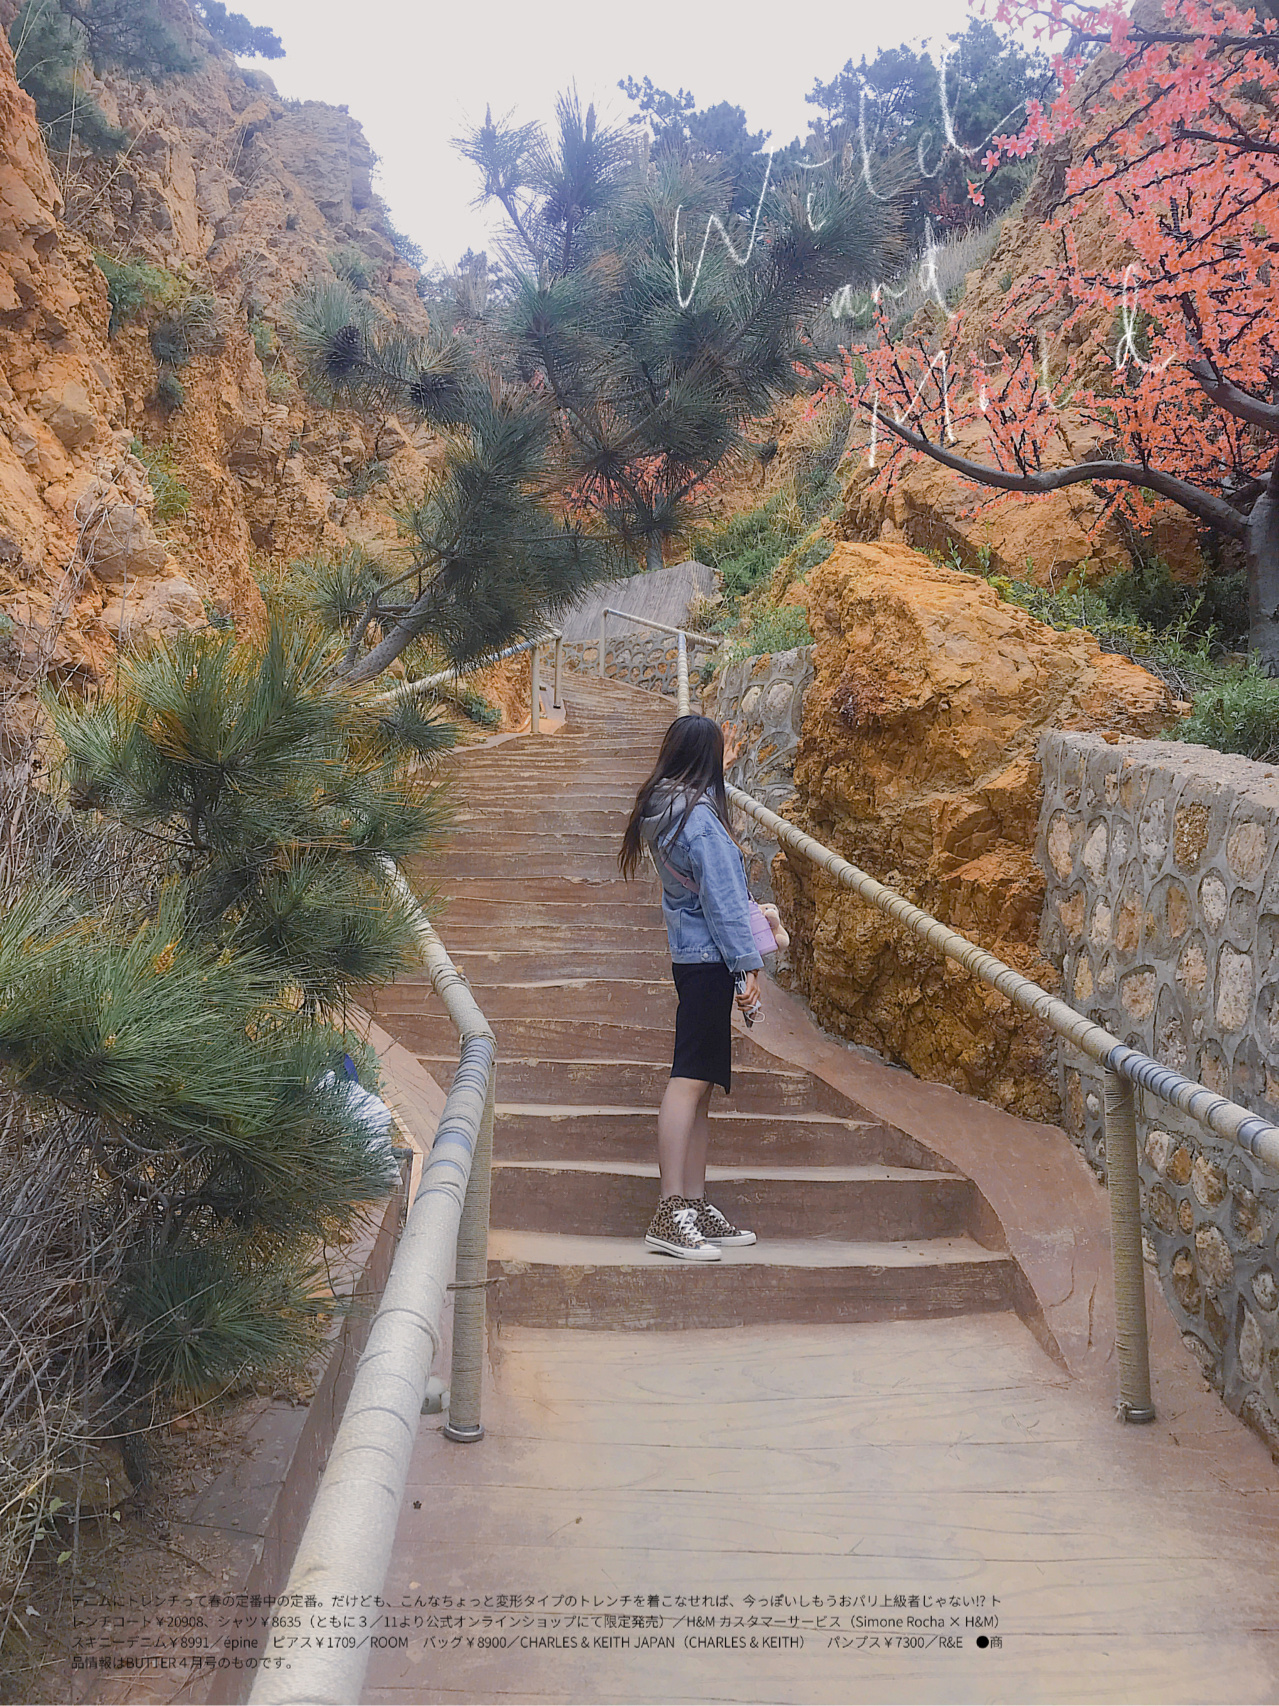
363 675 1279 1706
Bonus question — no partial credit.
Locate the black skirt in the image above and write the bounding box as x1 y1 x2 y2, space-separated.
671 961 734 1093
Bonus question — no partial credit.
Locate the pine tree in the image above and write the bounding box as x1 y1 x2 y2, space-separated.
288 280 616 681
9 0 127 156
195 0 283 60
289 89 907 681
0 619 450 1404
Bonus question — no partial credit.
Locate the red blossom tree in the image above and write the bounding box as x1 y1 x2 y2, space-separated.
838 0 1279 663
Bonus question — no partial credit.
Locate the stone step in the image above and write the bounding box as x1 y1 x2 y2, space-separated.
421 853 641 880
487 1231 1018 1330
424 886 658 909
451 810 636 831
373 979 674 1023
419 854 639 878
429 1055 851 1115
435 899 662 928
424 834 627 857
435 922 669 949
423 949 670 983
490 1159 979 1241
445 744 660 765
492 1105 941 1169
390 1014 778 1065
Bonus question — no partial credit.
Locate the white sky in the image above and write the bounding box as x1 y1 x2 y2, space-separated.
242 0 976 267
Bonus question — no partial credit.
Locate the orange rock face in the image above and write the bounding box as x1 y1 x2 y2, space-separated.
0 20 473 729
774 542 1175 1120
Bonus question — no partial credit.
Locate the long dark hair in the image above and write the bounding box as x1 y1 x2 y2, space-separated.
619 716 730 880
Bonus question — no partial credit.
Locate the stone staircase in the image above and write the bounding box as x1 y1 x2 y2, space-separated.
372 675 1022 1333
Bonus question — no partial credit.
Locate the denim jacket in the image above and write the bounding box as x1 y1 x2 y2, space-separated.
641 786 764 975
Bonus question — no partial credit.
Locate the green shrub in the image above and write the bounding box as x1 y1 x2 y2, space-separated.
130 437 190 522
691 488 835 615
10 1 126 155
155 370 185 411
337 458 388 500
149 290 219 366
690 495 806 612
1099 556 1247 649
249 314 276 362
454 687 501 728
727 603 813 662
94 252 175 332
1169 669 1279 762
330 244 374 292
266 367 295 400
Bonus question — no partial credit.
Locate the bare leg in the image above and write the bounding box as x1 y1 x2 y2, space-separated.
658 1076 713 1199
684 1081 713 1200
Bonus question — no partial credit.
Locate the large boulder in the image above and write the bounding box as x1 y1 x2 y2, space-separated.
80 497 169 586
773 542 1175 1120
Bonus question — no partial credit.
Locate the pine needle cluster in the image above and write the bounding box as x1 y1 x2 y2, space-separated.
286 90 908 685
1 619 450 1410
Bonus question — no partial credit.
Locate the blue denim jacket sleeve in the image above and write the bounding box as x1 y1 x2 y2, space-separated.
683 804 764 976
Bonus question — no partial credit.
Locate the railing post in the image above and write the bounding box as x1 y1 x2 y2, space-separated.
676 630 689 717
1102 1067 1156 1423
553 634 563 709
442 1061 496 1443
597 609 607 678
530 644 541 736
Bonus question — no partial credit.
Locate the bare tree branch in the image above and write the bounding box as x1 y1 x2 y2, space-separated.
871 411 1250 539
1186 362 1279 435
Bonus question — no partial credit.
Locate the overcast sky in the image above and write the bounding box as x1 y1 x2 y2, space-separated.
242 0 975 268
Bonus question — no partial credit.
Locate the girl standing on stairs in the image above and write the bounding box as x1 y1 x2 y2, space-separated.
620 715 776 1261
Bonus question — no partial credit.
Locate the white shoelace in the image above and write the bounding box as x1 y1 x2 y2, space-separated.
671 1205 703 1240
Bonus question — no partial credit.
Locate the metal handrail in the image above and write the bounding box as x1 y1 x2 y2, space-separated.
600 607 720 643
371 633 561 710
665 628 1279 1422
597 605 720 683
249 883 496 1706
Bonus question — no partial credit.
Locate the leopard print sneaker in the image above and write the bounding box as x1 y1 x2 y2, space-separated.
684 1198 757 1246
645 1195 722 1261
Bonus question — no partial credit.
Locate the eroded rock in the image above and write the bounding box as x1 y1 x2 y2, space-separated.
770 543 1173 1120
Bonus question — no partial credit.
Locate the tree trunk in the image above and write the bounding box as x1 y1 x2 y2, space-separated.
645 538 663 574
1248 448 1279 673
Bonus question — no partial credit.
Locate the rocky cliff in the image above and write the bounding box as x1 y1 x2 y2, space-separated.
772 543 1175 1120
0 8 454 746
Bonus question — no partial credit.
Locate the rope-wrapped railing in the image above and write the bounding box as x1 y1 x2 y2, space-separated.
663 621 1279 1419
725 785 1279 1173
249 875 495 1706
370 634 557 709
600 607 719 643
723 782 1279 1424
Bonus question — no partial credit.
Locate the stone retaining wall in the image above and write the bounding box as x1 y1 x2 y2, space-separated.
713 646 815 901
1038 731 1279 1449
562 633 698 697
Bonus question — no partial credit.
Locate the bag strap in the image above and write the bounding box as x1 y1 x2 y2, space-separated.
653 823 752 901
653 836 698 893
